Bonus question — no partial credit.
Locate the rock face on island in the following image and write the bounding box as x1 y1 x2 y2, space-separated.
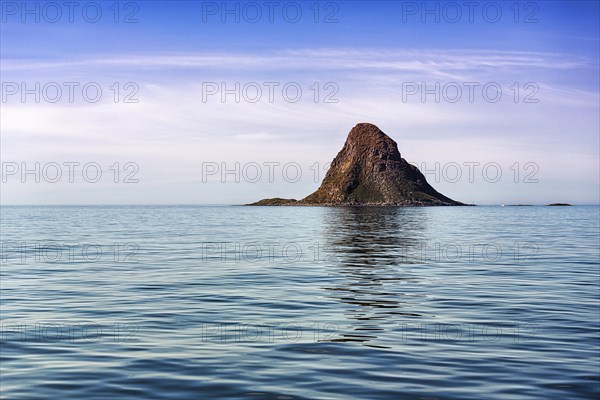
250 123 463 206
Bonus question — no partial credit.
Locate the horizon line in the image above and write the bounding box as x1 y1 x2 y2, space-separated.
0 203 595 207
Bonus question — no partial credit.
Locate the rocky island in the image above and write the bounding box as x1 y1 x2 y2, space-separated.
249 123 463 206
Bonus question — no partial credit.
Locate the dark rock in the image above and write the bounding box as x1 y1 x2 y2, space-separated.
249 123 463 206
247 198 298 206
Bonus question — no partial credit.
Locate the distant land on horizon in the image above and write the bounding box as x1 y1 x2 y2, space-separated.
248 123 580 208
249 123 464 207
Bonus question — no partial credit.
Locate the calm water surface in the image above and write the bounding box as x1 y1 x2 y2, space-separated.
1 206 599 399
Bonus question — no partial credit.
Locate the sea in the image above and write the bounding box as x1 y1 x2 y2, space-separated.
1 205 599 399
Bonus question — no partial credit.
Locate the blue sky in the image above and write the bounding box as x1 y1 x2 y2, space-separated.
1 0 599 204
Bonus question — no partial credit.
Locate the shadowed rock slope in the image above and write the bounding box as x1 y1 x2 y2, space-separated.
250 123 463 206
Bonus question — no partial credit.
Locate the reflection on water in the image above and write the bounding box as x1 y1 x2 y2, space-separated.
321 207 429 347
2 206 599 399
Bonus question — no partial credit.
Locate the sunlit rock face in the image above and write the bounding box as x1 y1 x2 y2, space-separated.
251 123 462 206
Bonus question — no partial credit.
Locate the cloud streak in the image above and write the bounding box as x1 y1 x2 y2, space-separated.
2 49 591 73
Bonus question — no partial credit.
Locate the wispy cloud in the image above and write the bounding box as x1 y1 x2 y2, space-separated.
2 49 590 73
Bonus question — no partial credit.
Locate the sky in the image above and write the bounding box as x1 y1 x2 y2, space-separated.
1 0 599 205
